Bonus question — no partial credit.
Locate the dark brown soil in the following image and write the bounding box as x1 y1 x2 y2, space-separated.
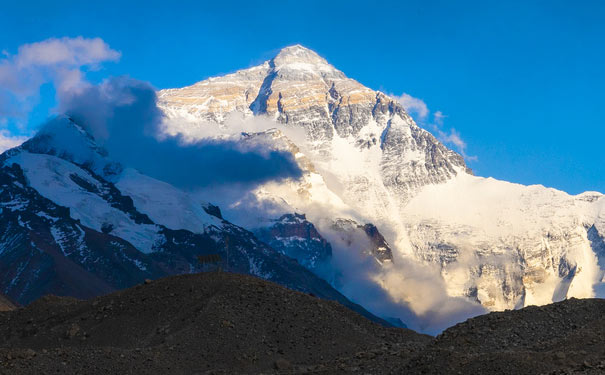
1 272 604 374
0 271 428 374
405 298 605 375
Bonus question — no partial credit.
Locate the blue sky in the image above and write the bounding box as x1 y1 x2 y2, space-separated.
0 0 603 194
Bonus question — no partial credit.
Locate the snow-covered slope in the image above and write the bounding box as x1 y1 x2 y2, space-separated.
0 117 389 325
158 45 605 316
403 174 605 309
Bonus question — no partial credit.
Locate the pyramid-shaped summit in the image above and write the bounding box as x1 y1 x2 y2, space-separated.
157 45 469 210
272 44 328 64
158 44 408 141
157 44 363 127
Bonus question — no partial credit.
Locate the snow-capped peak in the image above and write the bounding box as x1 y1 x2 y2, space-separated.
10 115 122 180
271 45 337 73
274 45 326 63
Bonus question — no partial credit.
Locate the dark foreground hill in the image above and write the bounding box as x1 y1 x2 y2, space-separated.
1 272 604 374
407 297 605 375
0 272 428 374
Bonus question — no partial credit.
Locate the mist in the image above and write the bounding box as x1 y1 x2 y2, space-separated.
305 217 486 335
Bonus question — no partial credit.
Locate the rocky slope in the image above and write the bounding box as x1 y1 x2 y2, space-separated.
158 45 605 319
406 297 605 374
0 272 429 374
1 272 603 374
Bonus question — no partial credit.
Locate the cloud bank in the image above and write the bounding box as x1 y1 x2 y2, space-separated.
0 37 120 121
305 217 486 335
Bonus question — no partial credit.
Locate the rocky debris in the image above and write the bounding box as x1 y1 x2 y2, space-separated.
402 298 605 375
0 272 429 374
1 272 604 374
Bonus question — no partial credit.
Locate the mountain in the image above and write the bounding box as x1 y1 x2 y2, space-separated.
1 44 603 332
158 45 605 318
408 297 605 374
0 115 387 325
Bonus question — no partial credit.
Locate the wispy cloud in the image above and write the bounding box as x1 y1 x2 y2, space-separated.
0 37 120 122
394 93 429 120
395 93 476 161
0 130 27 153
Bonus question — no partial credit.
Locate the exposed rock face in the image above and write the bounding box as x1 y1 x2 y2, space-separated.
331 218 394 263
158 45 469 212
254 213 332 272
361 223 394 263
158 45 605 315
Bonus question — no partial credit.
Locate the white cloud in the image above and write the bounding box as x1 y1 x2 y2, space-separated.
0 37 120 120
0 130 28 153
13 37 120 69
436 127 476 160
394 93 429 120
395 92 476 162
433 110 445 125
